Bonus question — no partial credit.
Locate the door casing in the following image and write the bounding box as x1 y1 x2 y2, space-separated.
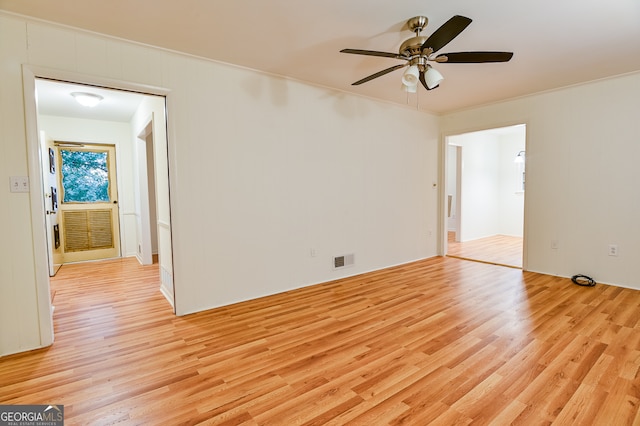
22 65 176 349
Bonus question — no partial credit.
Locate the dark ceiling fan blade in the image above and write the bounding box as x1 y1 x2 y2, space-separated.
340 49 408 60
419 70 439 91
352 64 407 85
421 15 472 53
436 51 514 63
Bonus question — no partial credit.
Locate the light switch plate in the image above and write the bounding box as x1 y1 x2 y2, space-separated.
10 176 30 193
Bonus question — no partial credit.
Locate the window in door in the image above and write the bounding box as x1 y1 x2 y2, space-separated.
60 149 110 202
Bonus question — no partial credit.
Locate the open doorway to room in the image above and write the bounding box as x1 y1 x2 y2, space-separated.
30 76 175 313
444 124 526 269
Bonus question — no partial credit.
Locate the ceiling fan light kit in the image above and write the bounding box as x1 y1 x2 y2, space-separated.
401 65 420 87
403 82 418 93
340 14 513 93
424 65 444 89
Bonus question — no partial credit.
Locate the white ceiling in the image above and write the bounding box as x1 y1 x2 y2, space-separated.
36 79 146 122
5 1 640 116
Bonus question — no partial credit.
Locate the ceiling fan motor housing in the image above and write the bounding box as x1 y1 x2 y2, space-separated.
406 16 428 33
400 16 432 67
399 36 428 58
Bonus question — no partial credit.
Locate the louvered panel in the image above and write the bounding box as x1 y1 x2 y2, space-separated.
63 211 90 252
62 209 114 252
88 210 113 249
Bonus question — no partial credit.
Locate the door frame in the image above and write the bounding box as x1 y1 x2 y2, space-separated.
449 144 463 243
22 65 175 347
136 119 157 265
439 123 528 270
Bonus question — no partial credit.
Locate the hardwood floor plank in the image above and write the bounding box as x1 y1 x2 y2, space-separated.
447 232 523 269
592 376 640 425
552 383 608 425
482 399 528 425
2 256 640 424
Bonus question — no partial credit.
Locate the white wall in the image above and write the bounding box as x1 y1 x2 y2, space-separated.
0 13 439 355
441 72 640 288
446 145 458 231
497 131 526 237
453 132 500 241
169 68 439 315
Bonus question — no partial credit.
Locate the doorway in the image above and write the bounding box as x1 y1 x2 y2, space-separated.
22 67 176 350
34 78 174 301
444 124 526 269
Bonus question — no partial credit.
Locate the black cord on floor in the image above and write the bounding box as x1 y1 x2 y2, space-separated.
571 274 596 287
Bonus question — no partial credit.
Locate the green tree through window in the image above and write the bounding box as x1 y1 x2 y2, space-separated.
60 149 110 203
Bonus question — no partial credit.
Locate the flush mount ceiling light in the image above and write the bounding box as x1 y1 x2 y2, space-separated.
71 92 104 107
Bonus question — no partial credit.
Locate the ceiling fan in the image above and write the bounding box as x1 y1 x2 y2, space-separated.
340 15 513 92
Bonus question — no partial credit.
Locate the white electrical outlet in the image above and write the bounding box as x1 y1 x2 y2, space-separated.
608 244 618 256
10 176 30 193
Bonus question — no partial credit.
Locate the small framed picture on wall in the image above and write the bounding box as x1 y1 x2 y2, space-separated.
49 147 55 174
51 187 58 212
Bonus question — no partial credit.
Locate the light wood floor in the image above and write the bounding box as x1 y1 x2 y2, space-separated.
2 257 640 425
447 232 523 269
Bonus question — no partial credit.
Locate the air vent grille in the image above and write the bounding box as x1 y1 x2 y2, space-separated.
333 253 355 269
63 209 113 252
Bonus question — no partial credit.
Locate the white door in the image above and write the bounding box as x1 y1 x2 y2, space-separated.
40 132 62 275
57 143 121 262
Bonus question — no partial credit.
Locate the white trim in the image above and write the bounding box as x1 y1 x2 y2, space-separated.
160 265 175 308
22 65 54 348
27 65 171 98
135 116 154 266
160 284 175 308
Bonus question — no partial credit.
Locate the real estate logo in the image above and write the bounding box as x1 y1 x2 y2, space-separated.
0 405 64 426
